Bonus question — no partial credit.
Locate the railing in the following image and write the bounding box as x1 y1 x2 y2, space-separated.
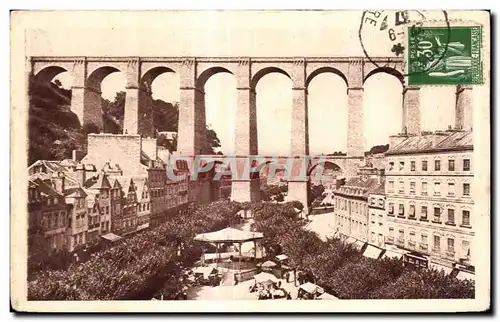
396 238 405 247
420 243 428 251
386 236 394 244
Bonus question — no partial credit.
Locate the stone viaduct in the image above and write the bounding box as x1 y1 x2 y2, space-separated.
29 56 474 210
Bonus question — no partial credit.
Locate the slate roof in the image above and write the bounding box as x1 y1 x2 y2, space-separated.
88 173 112 190
29 178 62 197
334 176 384 199
110 176 133 193
387 130 473 155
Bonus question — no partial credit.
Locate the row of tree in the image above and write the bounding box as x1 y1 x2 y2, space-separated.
28 200 241 300
250 202 475 299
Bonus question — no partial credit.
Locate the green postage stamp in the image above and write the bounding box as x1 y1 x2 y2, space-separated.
408 26 482 85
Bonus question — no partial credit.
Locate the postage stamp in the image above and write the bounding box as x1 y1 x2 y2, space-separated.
408 26 483 85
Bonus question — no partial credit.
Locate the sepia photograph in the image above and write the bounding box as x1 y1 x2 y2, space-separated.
10 9 491 313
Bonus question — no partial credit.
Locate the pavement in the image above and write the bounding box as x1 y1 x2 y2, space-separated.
186 274 300 300
304 211 337 241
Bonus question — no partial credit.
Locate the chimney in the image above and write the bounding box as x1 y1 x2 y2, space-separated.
51 172 66 194
72 150 84 162
76 163 86 187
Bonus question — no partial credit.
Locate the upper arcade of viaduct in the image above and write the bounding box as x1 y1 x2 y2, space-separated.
30 55 406 90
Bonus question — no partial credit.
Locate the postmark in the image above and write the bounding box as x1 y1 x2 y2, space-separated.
358 10 451 79
407 26 483 85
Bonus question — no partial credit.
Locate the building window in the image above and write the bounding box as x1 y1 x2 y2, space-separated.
388 227 394 237
421 233 428 245
389 162 394 171
399 161 404 171
409 231 416 242
448 159 455 171
421 181 428 196
447 209 455 225
409 204 416 219
435 159 441 171
422 160 428 171
434 182 441 196
388 181 394 192
371 232 376 242
462 240 470 256
398 180 404 194
433 235 441 251
433 207 441 222
388 203 394 215
463 159 471 171
398 204 405 217
421 205 428 220
448 182 455 196
462 210 471 226
398 229 404 241
463 183 470 196
447 238 455 253
410 181 416 195
410 161 416 171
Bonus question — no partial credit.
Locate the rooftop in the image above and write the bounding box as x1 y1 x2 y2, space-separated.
387 130 473 155
334 176 384 198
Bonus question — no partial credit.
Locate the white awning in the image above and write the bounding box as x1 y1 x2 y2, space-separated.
353 240 366 251
276 254 288 261
429 263 453 275
299 282 324 295
383 249 404 259
253 272 279 284
456 270 475 281
363 244 383 259
345 236 356 244
101 233 122 242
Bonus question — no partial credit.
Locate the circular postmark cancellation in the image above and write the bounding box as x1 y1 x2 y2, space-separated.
358 10 451 80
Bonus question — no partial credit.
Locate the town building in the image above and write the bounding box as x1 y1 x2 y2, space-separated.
368 186 386 248
333 165 385 243
133 175 150 232
385 129 474 270
110 176 138 236
64 184 89 252
28 173 69 258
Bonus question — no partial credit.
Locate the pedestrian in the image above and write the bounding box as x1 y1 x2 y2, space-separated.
285 271 290 283
277 281 282 288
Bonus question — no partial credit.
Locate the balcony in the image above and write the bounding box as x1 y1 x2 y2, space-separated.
420 243 428 251
396 238 405 247
386 236 394 244
408 215 416 221
408 241 416 249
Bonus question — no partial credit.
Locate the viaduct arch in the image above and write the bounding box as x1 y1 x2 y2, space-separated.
30 56 474 211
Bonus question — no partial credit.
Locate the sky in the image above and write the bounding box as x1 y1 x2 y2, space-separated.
28 11 458 155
